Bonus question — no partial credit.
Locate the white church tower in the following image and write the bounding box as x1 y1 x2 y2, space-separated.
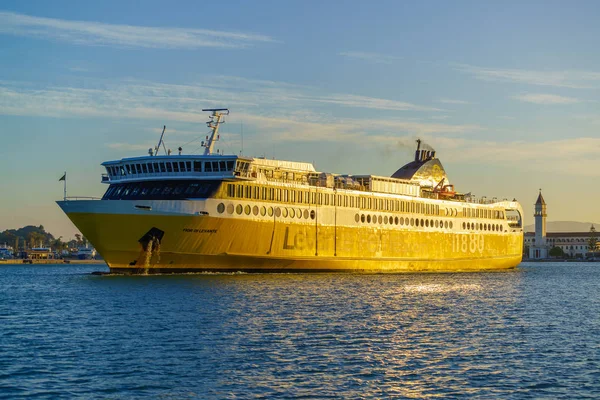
529 190 548 259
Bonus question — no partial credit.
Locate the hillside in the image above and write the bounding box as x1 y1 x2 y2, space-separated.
524 221 599 233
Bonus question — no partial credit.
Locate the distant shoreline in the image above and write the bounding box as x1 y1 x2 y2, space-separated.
0 259 107 265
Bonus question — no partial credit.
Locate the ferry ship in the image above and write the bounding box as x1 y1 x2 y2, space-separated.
57 109 524 274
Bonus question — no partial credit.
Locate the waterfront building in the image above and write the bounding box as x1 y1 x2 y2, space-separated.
525 191 597 259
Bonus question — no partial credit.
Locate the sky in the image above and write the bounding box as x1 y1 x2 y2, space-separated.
1 0 599 240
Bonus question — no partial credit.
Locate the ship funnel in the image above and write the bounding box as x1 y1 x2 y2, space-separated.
414 139 422 162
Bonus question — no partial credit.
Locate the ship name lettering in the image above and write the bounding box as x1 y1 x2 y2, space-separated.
182 228 217 234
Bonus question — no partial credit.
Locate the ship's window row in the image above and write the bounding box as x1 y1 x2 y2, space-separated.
226 183 446 216
105 160 236 178
217 203 316 219
462 222 504 232
102 181 220 200
464 208 504 220
355 213 455 229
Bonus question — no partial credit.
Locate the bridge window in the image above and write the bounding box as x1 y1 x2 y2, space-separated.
173 162 180 172
194 161 202 172
185 184 198 194
205 162 212 172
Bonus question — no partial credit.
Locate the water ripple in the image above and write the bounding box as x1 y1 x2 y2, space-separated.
1 262 600 398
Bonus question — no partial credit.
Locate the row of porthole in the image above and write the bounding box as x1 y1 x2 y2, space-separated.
463 222 503 232
217 203 316 220
355 214 454 230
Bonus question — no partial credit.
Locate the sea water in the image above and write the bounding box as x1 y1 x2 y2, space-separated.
1 262 599 398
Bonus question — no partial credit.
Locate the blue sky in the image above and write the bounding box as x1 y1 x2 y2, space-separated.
1 0 599 239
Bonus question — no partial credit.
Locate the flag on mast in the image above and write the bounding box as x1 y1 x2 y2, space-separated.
59 173 66 181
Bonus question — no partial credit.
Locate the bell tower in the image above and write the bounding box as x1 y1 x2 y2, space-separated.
530 190 548 259
534 189 547 241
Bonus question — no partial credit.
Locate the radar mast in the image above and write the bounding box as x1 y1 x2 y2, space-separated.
201 108 229 155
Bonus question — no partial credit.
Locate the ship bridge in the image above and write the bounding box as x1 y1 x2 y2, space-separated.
102 155 242 184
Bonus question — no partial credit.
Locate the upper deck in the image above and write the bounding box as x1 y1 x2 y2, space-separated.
98 109 511 207
101 155 317 183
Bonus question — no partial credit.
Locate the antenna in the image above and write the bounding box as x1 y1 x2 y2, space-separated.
156 125 167 155
201 109 229 156
241 121 244 156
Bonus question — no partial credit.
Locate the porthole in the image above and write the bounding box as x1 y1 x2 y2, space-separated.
395 216 399 225
444 221 448 229
268 207 273 217
435 220 439 228
253 205 259 216
400 217 404 226
217 203 225 214
466 222 470 230
361 214 365 223
463 222 466 229
425 220 429 228
449 222 453 229
297 209 302 219
260 206 266 216
310 210 316 220
488 224 491 231
384 216 388 224
282 207 288 218
227 204 234 214
378 215 382 224
289 208 295 218
492 224 495 231
275 207 282 217
367 215 372 223
355 214 360 223
415 219 419 227
244 205 251 215
410 218 414 226
304 210 309 219
236 204 243 215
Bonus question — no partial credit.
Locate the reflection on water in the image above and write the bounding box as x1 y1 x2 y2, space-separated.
1 262 599 398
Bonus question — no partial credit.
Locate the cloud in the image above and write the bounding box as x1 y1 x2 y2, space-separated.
0 11 276 49
512 93 582 105
435 137 600 177
0 75 443 122
437 98 471 105
0 77 479 155
338 51 402 64
308 93 443 112
455 63 600 89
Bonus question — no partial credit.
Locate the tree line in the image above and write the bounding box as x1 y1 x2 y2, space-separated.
0 225 87 252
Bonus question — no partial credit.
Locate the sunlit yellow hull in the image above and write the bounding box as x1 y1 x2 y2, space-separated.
60 206 523 274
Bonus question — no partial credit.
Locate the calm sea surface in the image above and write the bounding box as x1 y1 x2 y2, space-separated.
1 262 599 399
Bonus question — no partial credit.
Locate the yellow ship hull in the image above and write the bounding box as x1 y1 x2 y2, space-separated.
59 201 523 274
